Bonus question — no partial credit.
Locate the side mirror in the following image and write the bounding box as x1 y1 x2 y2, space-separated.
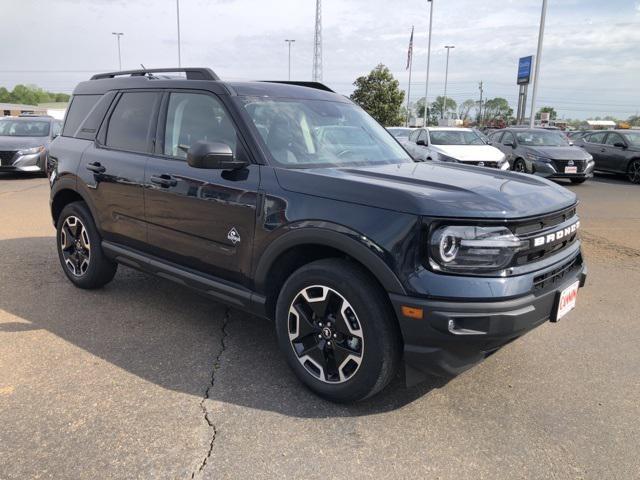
416 139 426 146
613 141 627 149
568 141 574 146
187 141 247 170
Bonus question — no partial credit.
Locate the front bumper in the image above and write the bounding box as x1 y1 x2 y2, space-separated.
390 252 587 381
533 159 595 179
0 152 46 173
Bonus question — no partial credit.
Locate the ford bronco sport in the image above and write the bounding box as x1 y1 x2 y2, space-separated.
49 68 587 402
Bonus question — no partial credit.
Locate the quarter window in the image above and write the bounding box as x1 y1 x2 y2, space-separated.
106 92 159 153
417 130 428 144
502 131 515 145
163 92 237 159
409 129 420 142
62 94 101 137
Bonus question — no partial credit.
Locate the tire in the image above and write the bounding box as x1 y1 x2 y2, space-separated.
627 159 640 184
513 158 527 173
570 178 587 184
275 258 402 403
56 201 117 289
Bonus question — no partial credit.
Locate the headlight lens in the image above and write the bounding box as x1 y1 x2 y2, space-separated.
18 145 45 155
526 153 551 163
435 152 458 163
429 225 526 273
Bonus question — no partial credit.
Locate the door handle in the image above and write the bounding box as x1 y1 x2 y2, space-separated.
86 162 106 173
150 174 177 188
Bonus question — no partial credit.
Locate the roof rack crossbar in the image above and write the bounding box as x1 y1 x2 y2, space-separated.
91 68 219 81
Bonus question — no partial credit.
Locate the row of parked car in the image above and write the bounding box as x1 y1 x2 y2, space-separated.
388 126 640 184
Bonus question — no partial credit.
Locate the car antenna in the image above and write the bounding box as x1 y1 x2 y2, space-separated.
140 64 157 79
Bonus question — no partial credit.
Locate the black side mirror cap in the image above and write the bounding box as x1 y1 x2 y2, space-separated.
613 142 627 149
504 142 514 148
187 141 248 170
416 139 426 146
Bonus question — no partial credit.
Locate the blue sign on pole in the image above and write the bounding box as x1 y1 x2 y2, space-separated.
517 56 533 85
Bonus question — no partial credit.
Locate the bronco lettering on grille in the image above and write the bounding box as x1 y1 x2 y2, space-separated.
533 221 580 247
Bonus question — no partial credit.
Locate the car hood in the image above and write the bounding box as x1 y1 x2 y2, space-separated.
275 162 576 219
0 136 49 150
524 145 591 160
432 145 504 162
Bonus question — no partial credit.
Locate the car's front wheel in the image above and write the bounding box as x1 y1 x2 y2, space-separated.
56 201 117 289
513 158 527 173
275 259 402 403
627 159 640 184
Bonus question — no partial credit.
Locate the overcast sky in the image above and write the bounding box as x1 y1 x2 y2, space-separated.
2 0 639 119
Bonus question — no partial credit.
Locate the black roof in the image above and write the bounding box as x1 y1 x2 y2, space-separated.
74 67 347 103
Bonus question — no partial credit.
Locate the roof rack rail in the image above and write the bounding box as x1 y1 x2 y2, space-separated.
259 81 334 93
90 67 219 81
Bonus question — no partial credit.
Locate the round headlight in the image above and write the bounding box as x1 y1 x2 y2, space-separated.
439 231 459 262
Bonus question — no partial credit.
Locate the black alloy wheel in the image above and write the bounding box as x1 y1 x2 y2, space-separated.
287 285 364 384
513 158 526 173
627 159 640 184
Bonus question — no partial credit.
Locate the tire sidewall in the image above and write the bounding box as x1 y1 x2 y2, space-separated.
275 261 396 402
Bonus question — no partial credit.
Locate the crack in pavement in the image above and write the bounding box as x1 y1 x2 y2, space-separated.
0 181 48 197
191 307 230 479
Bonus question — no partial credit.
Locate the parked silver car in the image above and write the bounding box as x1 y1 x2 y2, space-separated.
0 115 62 175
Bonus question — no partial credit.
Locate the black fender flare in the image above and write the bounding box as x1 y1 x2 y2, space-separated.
50 176 99 228
253 225 407 295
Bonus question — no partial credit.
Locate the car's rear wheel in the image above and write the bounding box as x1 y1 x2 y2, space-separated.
513 158 527 173
56 201 117 289
627 159 640 184
275 258 402 403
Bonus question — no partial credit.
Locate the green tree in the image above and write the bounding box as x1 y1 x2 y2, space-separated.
0 87 10 103
457 99 477 121
350 64 405 126
0 84 70 105
430 96 457 119
536 106 557 121
627 115 640 127
482 97 513 123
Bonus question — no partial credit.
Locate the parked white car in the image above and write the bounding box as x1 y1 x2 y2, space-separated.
403 127 509 170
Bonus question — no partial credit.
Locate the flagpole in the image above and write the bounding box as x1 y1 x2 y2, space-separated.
406 26 414 127
423 0 434 127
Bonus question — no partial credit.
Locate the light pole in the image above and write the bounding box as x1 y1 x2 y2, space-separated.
529 0 547 127
111 32 124 70
176 0 182 67
423 0 434 126
442 45 454 120
285 39 295 80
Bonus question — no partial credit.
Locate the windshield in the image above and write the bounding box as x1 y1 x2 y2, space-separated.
622 131 640 146
237 97 412 168
515 130 569 146
387 128 412 138
429 130 484 145
0 120 50 137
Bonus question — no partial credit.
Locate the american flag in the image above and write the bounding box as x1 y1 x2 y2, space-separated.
406 25 414 70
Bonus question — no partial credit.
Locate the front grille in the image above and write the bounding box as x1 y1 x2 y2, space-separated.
552 159 586 173
533 254 581 292
0 150 17 166
466 161 499 168
510 205 580 265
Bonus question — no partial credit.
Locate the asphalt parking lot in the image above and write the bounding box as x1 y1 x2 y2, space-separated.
1 173 639 479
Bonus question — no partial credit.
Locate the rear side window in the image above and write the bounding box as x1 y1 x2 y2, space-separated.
62 94 101 137
587 132 606 144
106 92 158 153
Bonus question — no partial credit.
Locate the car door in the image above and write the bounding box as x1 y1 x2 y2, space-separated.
79 90 161 249
499 131 516 166
582 132 607 171
144 90 260 286
602 132 628 173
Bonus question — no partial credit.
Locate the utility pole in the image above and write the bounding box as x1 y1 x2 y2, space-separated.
478 81 483 125
111 32 124 70
423 0 434 127
529 0 547 128
312 0 323 82
176 0 182 67
285 39 295 80
442 45 454 120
